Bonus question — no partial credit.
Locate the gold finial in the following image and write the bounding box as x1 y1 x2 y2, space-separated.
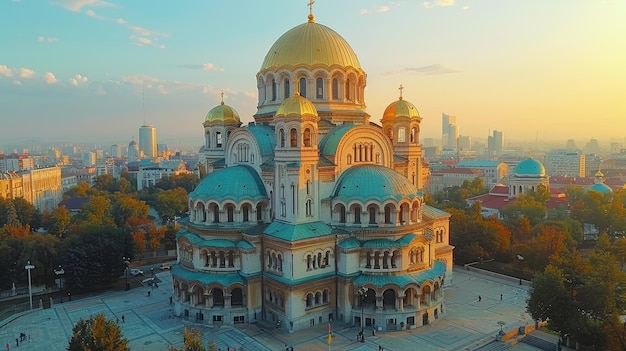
399 84 404 100
307 0 315 23
220 90 224 105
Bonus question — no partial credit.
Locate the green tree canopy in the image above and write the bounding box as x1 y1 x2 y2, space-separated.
68 313 129 351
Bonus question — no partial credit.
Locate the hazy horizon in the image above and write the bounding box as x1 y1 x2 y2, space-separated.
1 1 625 146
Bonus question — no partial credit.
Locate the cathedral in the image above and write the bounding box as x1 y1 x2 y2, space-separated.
171 7 454 333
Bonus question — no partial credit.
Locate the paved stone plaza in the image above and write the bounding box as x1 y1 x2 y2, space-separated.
0 267 542 351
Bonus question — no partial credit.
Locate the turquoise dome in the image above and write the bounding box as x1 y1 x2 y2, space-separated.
586 183 613 194
331 165 420 203
189 165 267 203
514 158 546 178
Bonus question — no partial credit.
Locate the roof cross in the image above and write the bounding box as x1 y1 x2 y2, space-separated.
399 84 404 100
220 90 225 105
307 0 315 22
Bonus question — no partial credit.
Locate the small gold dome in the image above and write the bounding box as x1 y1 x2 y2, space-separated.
382 98 420 122
205 101 241 123
260 22 361 71
275 93 318 119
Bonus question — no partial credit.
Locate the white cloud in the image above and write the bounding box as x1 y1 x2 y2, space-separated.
377 6 390 13
0 65 13 78
44 72 58 84
424 0 455 8
463 5 470 10
13 80 22 85
19 68 35 79
38 36 59 43
359 9 369 15
69 74 88 86
57 0 116 12
116 18 125 24
129 25 169 38
157 85 168 95
178 63 224 72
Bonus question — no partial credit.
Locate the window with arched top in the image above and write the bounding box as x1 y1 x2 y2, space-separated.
227 205 234 222
410 127 416 143
216 132 222 147
304 128 311 147
332 78 339 100
243 205 249 222
284 78 290 98
290 129 297 147
279 129 285 148
345 78 352 101
354 205 361 224
316 77 323 99
271 79 276 101
398 127 406 142
299 77 307 97
339 204 346 223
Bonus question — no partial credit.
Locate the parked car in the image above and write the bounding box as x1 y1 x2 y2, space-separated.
142 277 158 286
159 263 172 270
130 268 143 276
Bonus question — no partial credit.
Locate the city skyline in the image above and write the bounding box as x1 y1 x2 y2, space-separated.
1 0 625 146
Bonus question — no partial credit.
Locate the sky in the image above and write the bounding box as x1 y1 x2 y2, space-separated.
1 0 625 149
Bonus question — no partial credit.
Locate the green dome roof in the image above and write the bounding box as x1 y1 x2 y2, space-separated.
275 93 318 119
331 165 420 203
189 165 267 203
381 98 420 122
514 158 546 178
205 101 241 123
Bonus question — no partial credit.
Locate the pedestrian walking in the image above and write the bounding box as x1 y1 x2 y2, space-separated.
500 293 503 301
478 295 482 302
121 315 125 323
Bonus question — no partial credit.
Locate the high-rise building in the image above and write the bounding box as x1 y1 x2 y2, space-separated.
139 125 157 158
487 130 504 156
543 149 585 177
110 144 122 158
442 113 458 149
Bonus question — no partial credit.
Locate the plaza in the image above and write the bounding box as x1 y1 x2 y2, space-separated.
0 267 553 351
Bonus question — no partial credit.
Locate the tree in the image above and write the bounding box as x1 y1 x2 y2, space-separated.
12 197 41 229
43 206 71 237
133 230 146 261
68 313 129 351
63 225 134 291
64 181 89 198
72 195 115 228
500 193 547 226
167 327 206 351
111 194 149 227
154 188 188 222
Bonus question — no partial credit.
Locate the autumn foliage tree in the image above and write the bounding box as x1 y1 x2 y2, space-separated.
68 313 129 351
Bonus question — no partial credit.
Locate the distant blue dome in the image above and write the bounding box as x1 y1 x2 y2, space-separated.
189 165 267 203
331 165 420 203
514 158 546 178
586 183 613 194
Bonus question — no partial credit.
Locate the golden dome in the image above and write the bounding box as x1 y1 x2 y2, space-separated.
382 98 420 122
260 21 361 71
275 93 318 119
205 101 241 123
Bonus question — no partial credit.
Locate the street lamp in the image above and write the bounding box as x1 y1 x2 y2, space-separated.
357 286 367 339
25 261 35 310
123 257 130 291
54 265 65 290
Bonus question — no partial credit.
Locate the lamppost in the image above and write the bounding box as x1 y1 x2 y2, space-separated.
54 265 65 290
25 261 35 310
123 257 130 291
357 286 367 339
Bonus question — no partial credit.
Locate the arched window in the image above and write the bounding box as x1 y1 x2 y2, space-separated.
410 127 416 143
216 132 222 147
324 251 330 266
299 77 307 97
332 78 339 100
231 288 243 306
345 78 351 101
227 205 234 222
354 206 361 224
243 205 249 222
339 205 346 223
316 77 323 99
284 78 290 98
304 128 311 147
315 292 321 304
279 129 285 148
290 129 297 147
306 293 313 307
307 254 312 270
213 205 219 223
369 206 376 224
213 289 224 306
398 127 406 142
229 251 234 267
323 290 329 303
271 79 276 101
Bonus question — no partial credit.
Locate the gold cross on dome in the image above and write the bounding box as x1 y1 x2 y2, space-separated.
220 90 224 104
307 0 315 22
399 84 404 100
